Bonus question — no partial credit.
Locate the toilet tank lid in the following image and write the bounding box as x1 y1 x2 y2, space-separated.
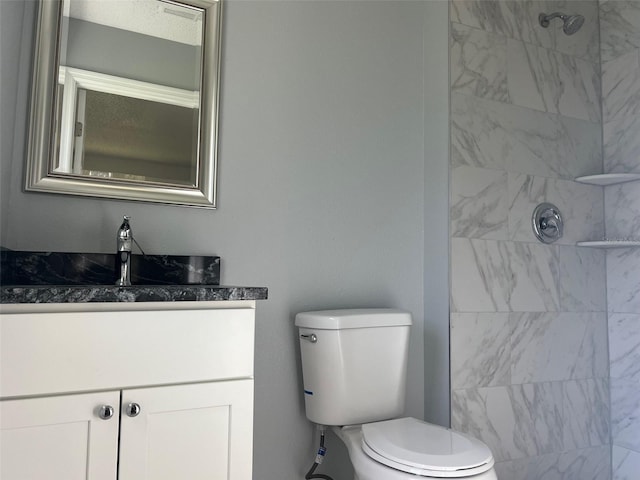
295 309 412 330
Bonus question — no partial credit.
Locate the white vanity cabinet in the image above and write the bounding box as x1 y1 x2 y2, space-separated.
1 391 121 480
0 301 256 480
118 380 253 480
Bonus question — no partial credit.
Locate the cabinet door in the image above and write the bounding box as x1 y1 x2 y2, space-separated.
119 379 253 480
0 391 120 480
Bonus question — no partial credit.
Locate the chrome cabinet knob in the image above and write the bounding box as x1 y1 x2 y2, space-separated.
98 405 115 420
126 402 141 417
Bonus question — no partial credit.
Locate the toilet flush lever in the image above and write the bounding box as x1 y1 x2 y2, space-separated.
301 333 318 343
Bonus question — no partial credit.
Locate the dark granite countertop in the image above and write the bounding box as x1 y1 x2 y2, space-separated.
0 250 267 304
0 285 268 304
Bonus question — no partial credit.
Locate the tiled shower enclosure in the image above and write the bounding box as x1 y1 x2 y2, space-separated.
447 1 639 478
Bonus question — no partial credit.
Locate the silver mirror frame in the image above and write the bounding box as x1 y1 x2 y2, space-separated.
25 0 222 208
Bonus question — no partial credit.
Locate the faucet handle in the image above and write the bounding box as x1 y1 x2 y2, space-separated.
119 215 131 229
117 215 146 256
117 215 133 249
116 215 133 286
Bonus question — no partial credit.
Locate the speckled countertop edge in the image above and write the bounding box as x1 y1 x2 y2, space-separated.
0 285 268 304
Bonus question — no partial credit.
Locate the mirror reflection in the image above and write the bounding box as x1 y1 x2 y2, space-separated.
64 87 199 185
26 0 221 207
56 0 202 186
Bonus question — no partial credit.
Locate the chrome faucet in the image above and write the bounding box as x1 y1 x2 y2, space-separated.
116 215 133 286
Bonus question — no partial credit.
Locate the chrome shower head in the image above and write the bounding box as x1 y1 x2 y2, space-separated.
562 14 585 35
539 12 585 35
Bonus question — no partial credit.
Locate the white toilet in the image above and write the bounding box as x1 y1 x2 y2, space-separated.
295 308 497 480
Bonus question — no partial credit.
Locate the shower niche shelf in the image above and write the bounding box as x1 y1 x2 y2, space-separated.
574 174 640 249
576 240 640 249
574 173 640 186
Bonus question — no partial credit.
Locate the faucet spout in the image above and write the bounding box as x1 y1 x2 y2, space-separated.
116 215 133 286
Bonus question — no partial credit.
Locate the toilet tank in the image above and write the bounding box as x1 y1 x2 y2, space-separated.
295 308 412 426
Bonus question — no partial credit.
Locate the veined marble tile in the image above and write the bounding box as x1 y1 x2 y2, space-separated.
600 0 640 62
507 173 550 243
452 386 521 462
451 94 508 170
450 0 554 50
611 372 640 452
612 445 640 480
510 313 607 384
495 446 611 480
572 314 609 380
451 238 559 313
554 180 605 245
513 382 565 457
450 313 511 389
602 51 640 123
507 39 600 122
450 0 598 62
558 446 611 480
567 313 608 380
603 115 640 174
451 93 601 178
604 183 640 239
451 166 508 240
507 173 604 245
450 22 509 102
508 241 560 312
548 0 600 63
563 379 610 450
451 383 563 462
559 247 606 312
606 245 640 314
551 114 602 178
451 238 511 312
609 313 640 380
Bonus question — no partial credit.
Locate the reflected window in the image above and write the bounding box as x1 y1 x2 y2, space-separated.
71 89 199 186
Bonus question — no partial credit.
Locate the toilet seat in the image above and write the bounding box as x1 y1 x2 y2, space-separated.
361 418 494 478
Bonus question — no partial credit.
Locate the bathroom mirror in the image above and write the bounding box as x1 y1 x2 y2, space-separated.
25 0 221 208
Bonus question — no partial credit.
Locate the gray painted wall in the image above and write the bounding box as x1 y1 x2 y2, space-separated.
0 1 449 478
423 0 450 427
1 0 34 245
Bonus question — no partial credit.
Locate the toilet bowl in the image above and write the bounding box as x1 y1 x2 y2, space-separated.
334 418 497 480
295 309 497 480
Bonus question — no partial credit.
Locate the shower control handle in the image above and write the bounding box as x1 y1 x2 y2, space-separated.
540 217 558 231
532 203 564 244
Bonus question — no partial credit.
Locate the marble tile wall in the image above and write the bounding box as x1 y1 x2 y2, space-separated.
601 2 640 479
449 1 610 478
612 445 640 480
602 0 640 173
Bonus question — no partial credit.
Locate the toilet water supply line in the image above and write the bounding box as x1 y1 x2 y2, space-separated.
305 424 335 480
